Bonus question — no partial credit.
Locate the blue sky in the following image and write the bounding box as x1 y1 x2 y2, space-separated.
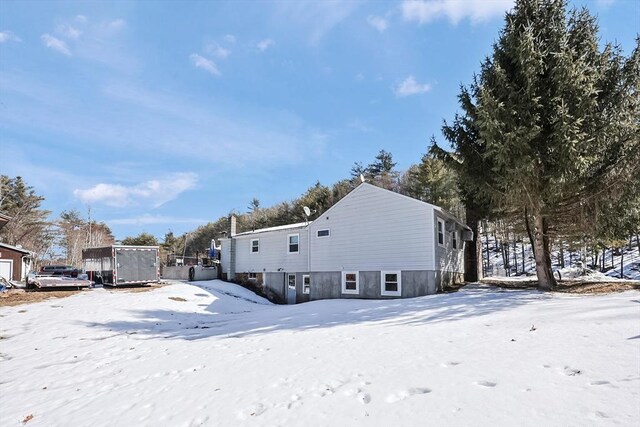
1 0 638 241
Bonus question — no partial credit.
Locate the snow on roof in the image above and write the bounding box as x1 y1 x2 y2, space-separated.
234 222 308 237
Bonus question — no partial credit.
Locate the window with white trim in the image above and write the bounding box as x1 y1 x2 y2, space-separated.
342 271 359 294
288 273 296 289
452 230 458 250
437 218 445 247
317 229 330 238
248 272 257 280
288 233 299 253
251 239 259 253
381 271 401 296
302 274 310 294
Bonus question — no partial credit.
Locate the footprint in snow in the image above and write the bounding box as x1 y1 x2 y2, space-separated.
357 392 371 404
238 403 266 419
475 381 497 388
562 367 582 376
589 380 610 386
441 361 461 367
385 387 431 403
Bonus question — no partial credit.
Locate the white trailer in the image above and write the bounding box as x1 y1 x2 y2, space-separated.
82 245 160 286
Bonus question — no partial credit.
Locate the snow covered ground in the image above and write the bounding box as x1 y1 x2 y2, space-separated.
1 280 639 427
483 235 640 281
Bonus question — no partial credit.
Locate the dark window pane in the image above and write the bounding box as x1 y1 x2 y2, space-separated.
346 273 356 281
385 282 398 292
346 281 356 290
385 273 397 282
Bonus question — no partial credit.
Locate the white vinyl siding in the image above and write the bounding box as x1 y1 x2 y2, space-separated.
310 184 436 271
433 211 465 274
381 271 401 296
251 239 259 253
342 271 359 294
302 274 310 294
233 227 308 273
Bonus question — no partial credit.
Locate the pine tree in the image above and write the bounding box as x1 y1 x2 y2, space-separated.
0 176 52 256
472 0 639 289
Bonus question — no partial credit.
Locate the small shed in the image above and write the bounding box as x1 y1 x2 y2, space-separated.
0 242 34 282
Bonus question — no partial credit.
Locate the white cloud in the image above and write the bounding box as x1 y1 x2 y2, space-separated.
109 214 208 226
189 53 220 76
57 24 82 39
73 173 198 208
274 1 364 45
367 15 388 32
224 34 236 43
401 0 513 25
75 15 88 24
108 19 126 30
41 33 72 55
393 76 431 97
0 30 21 43
596 0 615 8
257 38 274 52
205 42 230 59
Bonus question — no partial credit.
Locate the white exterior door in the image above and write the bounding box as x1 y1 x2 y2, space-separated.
0 260 13 281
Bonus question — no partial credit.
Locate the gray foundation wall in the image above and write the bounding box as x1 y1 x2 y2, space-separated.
309 270 440 301
259 269 460 304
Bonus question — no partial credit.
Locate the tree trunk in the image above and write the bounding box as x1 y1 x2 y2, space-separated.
620 250 624 279
521 242 525 273
512 239 518 275
464 208 482 282
559 244 565 268
524 207 536 259
484 222 490 276
636 233 639 256
533 212 556 290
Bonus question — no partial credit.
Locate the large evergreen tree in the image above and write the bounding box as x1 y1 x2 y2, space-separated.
472 0 639 289
0 176 53 258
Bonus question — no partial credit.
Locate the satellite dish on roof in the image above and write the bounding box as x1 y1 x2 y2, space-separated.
359 174 366 183
303 206 316 217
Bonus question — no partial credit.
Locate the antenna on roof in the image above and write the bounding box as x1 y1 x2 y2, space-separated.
359 174 366 183
303 206 316 225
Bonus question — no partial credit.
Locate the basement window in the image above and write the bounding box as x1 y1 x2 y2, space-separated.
317 229 330 238
302 274 310 294
248 272 257 280
342 271 359 295
437 218 445 247
288 233 299 253
251 239 259 253
288 273 296 289
381 271 401 297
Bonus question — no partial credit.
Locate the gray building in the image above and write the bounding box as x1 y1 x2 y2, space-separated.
220 183 471 303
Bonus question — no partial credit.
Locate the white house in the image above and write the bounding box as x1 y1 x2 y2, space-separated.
220 183 471 303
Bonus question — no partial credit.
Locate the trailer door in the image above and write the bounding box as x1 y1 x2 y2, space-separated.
116 249 157 283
